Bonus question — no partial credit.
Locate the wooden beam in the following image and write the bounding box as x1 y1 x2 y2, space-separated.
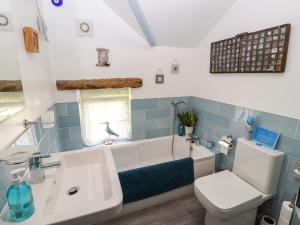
56 78 143 90
0 80 23 92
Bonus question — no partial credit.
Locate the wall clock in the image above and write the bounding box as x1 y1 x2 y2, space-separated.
76 19 94 37
0 15 8 27
0 11 12 30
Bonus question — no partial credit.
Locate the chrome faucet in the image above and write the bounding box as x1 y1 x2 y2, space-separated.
29 153 61 184
186 134 200 144
186 135 200 157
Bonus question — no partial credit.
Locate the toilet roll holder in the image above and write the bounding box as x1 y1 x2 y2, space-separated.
218 135 235 155
218 135 234 150
23 111 55 128
293 160 300 180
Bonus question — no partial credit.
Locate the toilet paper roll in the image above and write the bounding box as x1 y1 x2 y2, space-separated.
220 145 229 155
43 123 54 129
278 201 293 225
260 215 276 225
218 140 231 148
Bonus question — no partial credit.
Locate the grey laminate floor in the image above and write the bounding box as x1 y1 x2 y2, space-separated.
99 195 205 225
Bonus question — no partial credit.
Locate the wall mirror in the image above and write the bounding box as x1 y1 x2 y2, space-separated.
0 0 25 123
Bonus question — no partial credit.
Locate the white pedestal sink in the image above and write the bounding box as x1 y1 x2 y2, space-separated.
0 147 123 225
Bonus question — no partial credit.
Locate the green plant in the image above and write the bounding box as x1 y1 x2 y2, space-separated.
177 111 198 127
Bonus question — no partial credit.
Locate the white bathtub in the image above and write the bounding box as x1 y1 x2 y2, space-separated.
109 135 215 217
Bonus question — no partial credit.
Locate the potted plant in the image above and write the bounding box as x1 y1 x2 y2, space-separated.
177 111 198 137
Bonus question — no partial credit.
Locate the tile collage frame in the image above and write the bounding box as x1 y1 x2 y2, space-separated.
210 24 291 73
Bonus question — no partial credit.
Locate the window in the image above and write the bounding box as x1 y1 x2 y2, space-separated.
0 92 24 122
78 88 132 146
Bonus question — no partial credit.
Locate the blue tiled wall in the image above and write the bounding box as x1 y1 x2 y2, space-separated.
1 96 300 219
190 96 300 219
55 97 191 146
56 103 83 151
131 97 191 140
0 105 61 212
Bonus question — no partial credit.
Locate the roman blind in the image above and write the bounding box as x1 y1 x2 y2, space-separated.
78 88 131 146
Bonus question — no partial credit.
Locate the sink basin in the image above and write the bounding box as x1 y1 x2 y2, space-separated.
0 147 123 225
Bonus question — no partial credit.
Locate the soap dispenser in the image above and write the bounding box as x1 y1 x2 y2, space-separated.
245 115 255 140
6 168 35 222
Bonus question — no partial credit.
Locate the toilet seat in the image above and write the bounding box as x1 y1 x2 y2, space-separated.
194 170 263 220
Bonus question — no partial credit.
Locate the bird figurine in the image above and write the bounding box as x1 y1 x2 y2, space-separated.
102 122 119 138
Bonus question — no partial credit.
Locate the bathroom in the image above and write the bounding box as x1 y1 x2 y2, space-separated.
1 0 300 224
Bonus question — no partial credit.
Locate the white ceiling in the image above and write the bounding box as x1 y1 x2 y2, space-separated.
103 0 237 48
102 0 148 42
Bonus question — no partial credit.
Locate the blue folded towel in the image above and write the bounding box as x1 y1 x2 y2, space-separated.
118 157 194 204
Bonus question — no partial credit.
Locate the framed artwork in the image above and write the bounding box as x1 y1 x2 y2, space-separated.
171 63 180 74
23 27 39 53
96 48 110 67
210 24 291 73
155 74 164 84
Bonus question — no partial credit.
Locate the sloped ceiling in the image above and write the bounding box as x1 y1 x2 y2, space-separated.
102 0 148 42
103 0 237 48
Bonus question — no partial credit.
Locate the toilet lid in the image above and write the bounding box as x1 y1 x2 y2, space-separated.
195 170 262 212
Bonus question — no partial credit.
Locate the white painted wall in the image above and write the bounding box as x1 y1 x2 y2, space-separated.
43 0 198 103
135 0 237 48
102 0 147 42
44 0 300 120
1 0 297 152
0 0 54 151
193 0 300 120
0 0 20 80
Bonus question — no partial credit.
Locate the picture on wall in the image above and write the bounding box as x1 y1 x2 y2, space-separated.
23 27 40 53
210 24 291 73
155 74 164 84
96 48 110 67
171 63 180 74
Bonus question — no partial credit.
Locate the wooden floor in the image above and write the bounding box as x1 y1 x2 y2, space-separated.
99 195 206 225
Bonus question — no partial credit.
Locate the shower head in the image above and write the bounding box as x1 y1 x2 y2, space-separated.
172 100 188 106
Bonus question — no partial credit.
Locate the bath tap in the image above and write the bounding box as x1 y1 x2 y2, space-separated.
186 135 200 144
186 135 200 157
29 153 61 184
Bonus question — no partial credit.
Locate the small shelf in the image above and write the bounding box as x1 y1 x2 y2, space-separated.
56 78 143 90
0 80 23 92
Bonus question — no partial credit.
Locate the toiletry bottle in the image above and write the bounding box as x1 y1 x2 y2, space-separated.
245 115 255 140
207 141 214 149
178 123 185 136
6 168 35 222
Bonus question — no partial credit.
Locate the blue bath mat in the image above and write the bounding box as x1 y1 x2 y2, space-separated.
118 157 194 204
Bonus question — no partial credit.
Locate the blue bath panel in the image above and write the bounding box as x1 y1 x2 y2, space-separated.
118 157 194 204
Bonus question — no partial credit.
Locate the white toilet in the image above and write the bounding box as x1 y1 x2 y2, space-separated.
194 138 284 225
